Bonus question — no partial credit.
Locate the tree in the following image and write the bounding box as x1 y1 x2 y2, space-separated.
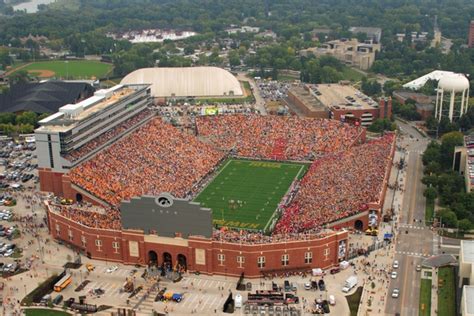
228 50 241 67
0 113 16 125
361 79 381 96
8 70 30 85
439 131 464 169
458 219 472 233
16 111 38 127
423 187 437 201
422 141 441 166
436 209 457 228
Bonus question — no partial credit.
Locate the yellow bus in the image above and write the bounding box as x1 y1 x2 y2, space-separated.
54 273 72 292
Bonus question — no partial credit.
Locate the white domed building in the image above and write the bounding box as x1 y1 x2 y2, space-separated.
121 67 243 99
435 73 470 122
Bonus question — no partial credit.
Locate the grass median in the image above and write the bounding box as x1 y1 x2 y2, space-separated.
419 278 432 316
437 266 456 316
425 197 434 222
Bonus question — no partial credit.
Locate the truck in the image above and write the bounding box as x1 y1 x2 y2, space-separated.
342 276 358 293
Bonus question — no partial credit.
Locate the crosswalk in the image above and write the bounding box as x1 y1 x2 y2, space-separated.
396 250 430 258
399 224 427 230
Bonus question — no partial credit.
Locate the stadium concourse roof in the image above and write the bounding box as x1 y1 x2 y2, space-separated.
402 70 458 90
120 66 243 98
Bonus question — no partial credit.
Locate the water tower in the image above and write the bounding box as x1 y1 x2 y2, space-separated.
435 74 470 122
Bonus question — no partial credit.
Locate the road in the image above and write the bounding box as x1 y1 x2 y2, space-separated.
385 119 435 316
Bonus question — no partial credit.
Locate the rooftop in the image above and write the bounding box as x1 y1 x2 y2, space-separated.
462 240 474 263
464 286 474 315
36 84 146 133
312 83 378 110
288 86 327 111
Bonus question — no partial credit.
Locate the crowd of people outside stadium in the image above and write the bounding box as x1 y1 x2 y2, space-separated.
51 204 122 230
256 80 290 101
69 117 226 206
196 115 362 160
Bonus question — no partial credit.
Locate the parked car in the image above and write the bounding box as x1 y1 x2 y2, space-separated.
391 271 398 279
393 260 399 269
106 265 118 273
330 267 340 274
416 265 422 272
318 279 326 291
304 283 311 290
391 288 400 298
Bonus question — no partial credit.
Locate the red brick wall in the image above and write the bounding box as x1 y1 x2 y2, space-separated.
39 168 65 196
47 209 348 278
331 108 380 122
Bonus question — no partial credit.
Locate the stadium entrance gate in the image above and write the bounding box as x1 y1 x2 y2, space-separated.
354 220 363 230
148 250 158 266
177 254 187 271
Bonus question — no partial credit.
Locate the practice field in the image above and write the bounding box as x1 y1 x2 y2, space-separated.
13 60 113 79
194 159 308 231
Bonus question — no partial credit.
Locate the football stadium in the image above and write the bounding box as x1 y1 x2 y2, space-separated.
37 82 395 277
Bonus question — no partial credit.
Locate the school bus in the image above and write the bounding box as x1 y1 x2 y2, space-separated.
54 273 72 292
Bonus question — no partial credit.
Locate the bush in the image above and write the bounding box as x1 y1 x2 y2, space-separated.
21 274 60 306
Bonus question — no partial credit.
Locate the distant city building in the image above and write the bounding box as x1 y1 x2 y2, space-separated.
0 81 95 114
225 26 260 35
393 90 435 120
287 83 391 125
300 39 380 70
469 21 474 48
459 240 474 316
454 134 474 193
348 26 382 43
107 29 196 43
396 31 430 43
435 73 470 122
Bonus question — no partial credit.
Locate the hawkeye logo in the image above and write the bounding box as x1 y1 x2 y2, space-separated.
155 193 174 208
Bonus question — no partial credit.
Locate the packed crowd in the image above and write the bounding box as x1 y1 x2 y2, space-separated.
69 117 225 206
212 227 333 244
50 204 122 230
196 114 362 160
256 80 290 101
63 109 153 162
274 134 395 234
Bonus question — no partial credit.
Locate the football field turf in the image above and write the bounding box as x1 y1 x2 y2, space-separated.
194 159 308 231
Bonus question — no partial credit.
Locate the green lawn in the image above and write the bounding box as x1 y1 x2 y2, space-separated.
437 267 456 316
194 159 307 230
341 66 365 82
425 197 435 222
346 286 363 316
25 309 71 316
419 279 432 316
18 60 113 79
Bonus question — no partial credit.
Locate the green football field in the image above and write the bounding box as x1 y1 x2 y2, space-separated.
13 60 113 79
194 159 308 231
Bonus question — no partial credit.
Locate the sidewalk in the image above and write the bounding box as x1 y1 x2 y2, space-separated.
356 142 407 316
430 268 438 316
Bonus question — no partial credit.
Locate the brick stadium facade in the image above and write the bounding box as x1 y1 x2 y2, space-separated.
46 204 349 278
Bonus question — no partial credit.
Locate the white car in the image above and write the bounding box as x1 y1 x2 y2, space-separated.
304 283 311 290
106 265 118 273
391 288 400 298
391 271 398 279
393 260 399 269
3 249 13 257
